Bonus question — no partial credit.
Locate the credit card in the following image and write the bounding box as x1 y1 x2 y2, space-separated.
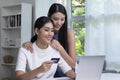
51 58 60 63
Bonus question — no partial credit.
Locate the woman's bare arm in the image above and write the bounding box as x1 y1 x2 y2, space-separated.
66 69 76 79
16 61 52 80
51 29 76 68
67 29 76 68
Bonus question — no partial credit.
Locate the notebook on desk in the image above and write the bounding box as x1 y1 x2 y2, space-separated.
76 55 105 80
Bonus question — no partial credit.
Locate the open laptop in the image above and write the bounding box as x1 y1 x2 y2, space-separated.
76 55 105 80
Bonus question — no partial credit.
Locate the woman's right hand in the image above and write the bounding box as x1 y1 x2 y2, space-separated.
22 41 33 53
40 61 53 72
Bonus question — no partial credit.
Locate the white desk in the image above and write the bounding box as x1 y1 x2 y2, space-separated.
55 77 72 80
54 73 120 80
101 73 120 80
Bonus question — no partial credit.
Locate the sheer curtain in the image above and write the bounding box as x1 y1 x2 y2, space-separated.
85 0 120 71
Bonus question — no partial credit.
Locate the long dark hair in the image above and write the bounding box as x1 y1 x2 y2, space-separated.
31 16 54 42
48 3 68 51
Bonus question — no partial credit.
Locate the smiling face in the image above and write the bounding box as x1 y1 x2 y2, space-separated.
35 22 54 46
51 12 65 32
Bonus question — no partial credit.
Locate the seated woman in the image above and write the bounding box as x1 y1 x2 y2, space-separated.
22 3 76 77
15 16 76 80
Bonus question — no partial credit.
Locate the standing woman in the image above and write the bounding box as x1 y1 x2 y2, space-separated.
23 3 76 77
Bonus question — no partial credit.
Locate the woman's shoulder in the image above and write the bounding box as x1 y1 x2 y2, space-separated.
49 45 60 54
20 47 27 51
67 28 74 32
67 29 75 36
19 46 32 54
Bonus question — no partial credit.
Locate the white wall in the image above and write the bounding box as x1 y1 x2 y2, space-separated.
35 0 57 19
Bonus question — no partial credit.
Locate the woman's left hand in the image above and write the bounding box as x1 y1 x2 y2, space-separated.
50 39 62 51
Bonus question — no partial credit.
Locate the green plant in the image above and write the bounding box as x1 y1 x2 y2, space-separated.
72 0 85 56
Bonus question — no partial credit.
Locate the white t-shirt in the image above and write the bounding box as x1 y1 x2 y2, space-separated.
15 42 71 80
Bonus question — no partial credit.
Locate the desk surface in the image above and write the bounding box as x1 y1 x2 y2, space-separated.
101 73 120 80
54 73 120 80
55 77 72 80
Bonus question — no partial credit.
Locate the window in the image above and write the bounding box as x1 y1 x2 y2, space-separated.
85 0 120 71
58 0 86 56
71 0 85 56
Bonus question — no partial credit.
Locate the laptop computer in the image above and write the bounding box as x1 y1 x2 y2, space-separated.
76 55 105 80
